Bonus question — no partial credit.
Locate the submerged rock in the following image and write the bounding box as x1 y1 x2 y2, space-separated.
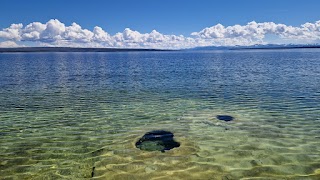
216 115 234 122
135 130 180 152
91 167 95 177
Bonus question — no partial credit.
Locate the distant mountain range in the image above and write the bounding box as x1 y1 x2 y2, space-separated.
190 44 320 50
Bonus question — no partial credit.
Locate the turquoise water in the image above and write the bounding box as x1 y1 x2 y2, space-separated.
0 50 320 179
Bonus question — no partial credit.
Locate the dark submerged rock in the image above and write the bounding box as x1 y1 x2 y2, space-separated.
91 167 95 177
216 115 234 122
135 130 180 152
91 148 104 156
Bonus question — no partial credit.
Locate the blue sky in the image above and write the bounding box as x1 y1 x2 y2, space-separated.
0 0 319 48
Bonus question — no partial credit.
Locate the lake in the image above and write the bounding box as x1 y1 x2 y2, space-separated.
0 49 320 179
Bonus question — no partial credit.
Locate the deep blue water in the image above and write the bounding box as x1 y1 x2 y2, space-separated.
1 50 319 117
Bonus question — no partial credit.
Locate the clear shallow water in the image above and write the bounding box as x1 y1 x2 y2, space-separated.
0 50 320 180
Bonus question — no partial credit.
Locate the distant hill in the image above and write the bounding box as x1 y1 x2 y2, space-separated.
188 44 320 51
0 47 170 53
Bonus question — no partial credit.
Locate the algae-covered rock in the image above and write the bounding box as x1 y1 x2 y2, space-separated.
135 130 180 152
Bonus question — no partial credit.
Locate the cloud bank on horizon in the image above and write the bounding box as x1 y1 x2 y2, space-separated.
0 19 319 49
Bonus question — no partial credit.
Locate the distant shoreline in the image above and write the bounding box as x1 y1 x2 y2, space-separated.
1 46 320 53
0 47 171 53
230 46 320 50
188 45 320 51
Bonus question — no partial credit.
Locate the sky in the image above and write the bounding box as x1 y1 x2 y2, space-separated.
0 0 319 48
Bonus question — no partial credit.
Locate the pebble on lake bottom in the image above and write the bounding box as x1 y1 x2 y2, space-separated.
216 115 234 122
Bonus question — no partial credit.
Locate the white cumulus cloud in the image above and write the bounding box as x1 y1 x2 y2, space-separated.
21 22 46 40
0 41 20 47
0 19 320 48
0 23 23 41
40 19 66 42
191 21 320 46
